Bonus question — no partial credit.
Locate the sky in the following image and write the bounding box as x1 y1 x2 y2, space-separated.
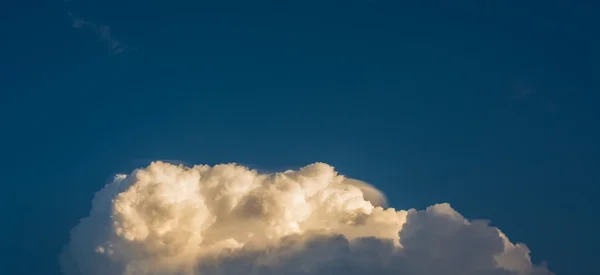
1 1 599 275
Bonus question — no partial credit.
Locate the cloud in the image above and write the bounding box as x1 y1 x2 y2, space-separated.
68 13 126 54
342 178 388 208
511 83 535 99
61 162 553 275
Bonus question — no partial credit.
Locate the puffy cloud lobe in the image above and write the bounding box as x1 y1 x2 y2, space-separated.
61 162 554 275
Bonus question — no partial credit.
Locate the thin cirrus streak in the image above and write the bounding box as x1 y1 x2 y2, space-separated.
67 12 126 54
61 161 554 275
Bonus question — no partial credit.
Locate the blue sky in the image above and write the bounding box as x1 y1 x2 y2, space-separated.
1 1 598 275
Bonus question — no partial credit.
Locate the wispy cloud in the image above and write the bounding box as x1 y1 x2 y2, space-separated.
511 82 536 99
68 12 126 54
509 81 558 112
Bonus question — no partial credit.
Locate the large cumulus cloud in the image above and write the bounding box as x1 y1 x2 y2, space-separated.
61 162 553 275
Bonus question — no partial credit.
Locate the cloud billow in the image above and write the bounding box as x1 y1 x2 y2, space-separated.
61 162 553 275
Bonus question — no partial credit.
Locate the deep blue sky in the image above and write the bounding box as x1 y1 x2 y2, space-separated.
1 1 598 275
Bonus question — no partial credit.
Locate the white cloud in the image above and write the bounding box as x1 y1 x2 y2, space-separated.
61 161 553 275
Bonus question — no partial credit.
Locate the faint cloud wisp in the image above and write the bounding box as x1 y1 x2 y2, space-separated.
68 12 126 54
511 82 536 100
509 81 558 112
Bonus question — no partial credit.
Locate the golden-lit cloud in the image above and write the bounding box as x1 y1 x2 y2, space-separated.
61 162 553 275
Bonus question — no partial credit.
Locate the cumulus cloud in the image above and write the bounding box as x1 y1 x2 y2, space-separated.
61 162 553 275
